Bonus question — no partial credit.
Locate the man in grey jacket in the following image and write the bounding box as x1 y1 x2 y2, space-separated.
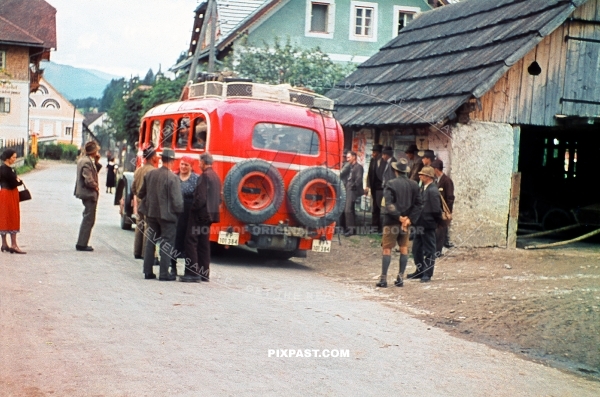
138 149 184 281
74 141 101 252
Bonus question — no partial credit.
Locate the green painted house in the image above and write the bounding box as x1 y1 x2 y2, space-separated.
172 0 435 74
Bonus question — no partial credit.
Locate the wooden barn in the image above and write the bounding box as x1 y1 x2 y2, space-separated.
327 0 600 247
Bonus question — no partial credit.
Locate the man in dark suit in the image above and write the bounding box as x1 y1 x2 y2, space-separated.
364 144 385 233
74 141 101 252
405 144 424 182
138 149 184 281
132 145 159 259
409 166 442 283
182 153 222 282
340 151 364 236
380 146 397 187
432 160 455 255
376 159 422 288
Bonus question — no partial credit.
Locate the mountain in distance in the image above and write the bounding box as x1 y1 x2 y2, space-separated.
41 61 123 100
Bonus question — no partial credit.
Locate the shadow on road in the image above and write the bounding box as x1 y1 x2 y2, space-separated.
212 245 314 271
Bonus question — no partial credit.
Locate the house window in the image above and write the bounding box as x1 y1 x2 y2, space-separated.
65 127 72 136
350 1 378 42
0 97 10 113
305 0 335 39
0 51 6 70
392 6 420 37
311 4 328 32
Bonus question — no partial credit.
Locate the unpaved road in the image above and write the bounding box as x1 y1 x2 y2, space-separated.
1 163 598 396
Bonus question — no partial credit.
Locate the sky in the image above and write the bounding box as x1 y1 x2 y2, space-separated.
46 0 201 78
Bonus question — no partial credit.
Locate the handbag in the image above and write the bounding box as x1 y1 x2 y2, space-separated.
19 182 32 202
439 192 452 223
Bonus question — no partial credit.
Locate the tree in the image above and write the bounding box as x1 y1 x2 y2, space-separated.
224 37 356 95
100 78 126 112
108 75 187 146
142 68 155 85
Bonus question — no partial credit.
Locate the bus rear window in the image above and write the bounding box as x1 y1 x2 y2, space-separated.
252 123 319 155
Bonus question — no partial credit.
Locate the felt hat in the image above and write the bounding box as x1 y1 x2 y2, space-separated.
431 159 444 170
391 158 409 173
161 148 176 161
85 141 98 155
418 166 436 179
405 144 419 154
372 144 383 153
382 146 394 156
420 150 435 160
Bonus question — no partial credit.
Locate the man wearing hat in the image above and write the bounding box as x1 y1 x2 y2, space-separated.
380 146 397 188
339 151 364 236
182 152 221 282
376 158 422 288
421 150 436 167
432 159 455 254
405 144 424 182
365 144 386 233
74 141 102 251
132 144 159 259
409 166 442 283
138 148 184 281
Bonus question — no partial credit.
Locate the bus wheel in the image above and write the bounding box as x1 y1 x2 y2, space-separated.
121 211 133 230
288 167 345 228
223 159 284 224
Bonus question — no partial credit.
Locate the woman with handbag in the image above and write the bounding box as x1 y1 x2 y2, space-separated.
0 149 26 254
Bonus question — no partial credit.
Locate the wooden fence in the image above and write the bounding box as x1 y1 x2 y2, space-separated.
0 138 26 158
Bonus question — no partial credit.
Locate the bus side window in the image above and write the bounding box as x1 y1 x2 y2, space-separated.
191 117 207 150
151 120 160 147
162 119 175 149
176 117 190 149
140 121 147 147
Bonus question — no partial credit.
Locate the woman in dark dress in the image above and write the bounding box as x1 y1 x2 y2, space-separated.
171 156 199 275
106 157 118 193
0 149 26 254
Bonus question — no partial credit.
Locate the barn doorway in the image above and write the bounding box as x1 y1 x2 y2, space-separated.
518 124 600 231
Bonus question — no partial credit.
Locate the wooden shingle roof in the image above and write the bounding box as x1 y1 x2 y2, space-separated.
328 0 588 127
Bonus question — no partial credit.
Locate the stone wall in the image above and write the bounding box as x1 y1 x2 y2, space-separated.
449 121 515 247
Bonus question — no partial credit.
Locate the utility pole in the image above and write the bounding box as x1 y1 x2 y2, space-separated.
207 0 218 73
187 0 217 82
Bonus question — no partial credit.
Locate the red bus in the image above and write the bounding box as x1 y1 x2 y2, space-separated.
117 81 345 259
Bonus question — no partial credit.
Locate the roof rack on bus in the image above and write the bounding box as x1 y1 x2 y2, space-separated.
188 82 335 111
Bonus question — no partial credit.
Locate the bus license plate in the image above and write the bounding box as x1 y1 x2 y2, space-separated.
218 231 239 246
312 239 331 253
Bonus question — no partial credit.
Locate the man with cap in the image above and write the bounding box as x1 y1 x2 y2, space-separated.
408 166 442 282
339 151 364 236
182 152 221 282
365 144 386 233
405 144 424 182
376 158 422 288
380 146 397 188
432 159 455 254
138 148 184 281
132 144 159 259
74 141 102 251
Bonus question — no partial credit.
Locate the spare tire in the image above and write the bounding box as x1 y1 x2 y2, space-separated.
223 159 285 224
288 167 346 228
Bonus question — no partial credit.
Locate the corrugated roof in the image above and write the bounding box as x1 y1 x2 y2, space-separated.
328 0 584 127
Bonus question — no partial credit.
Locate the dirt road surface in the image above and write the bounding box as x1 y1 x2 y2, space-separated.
1 163 598 396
